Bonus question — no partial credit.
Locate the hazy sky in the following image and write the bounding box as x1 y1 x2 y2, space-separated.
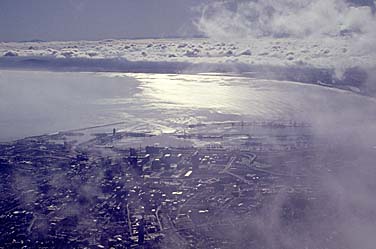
0 0 204 42
1 0 374 42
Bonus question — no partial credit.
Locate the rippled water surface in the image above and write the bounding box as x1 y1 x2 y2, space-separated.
1 70 375 142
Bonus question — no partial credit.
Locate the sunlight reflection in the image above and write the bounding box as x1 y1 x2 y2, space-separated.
126 73 270 114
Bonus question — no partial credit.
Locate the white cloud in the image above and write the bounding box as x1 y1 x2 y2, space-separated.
195 0 376 80
196 0 376 39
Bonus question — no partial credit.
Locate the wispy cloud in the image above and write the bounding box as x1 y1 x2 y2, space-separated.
195 0 376 40
195 0 376 81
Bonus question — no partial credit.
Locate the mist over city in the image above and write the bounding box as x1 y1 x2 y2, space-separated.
1 1 376 248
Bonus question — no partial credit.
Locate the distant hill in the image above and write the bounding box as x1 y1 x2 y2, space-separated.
19 39 47 43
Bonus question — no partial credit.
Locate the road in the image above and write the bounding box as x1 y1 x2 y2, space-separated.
220 153 257 185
